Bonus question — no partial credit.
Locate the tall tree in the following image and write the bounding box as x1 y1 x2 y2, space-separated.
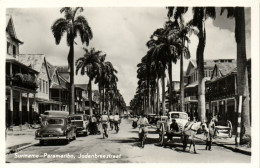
51 7 93 114
76 48 102 115
190 7 216 122
167 7 192 112
221 7 251 144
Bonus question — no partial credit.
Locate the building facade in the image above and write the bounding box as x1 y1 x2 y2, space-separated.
6 16 38 126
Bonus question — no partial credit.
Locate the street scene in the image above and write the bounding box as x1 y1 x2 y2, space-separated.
5 6 252 164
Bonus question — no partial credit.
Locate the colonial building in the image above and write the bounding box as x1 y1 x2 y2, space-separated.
206 59 251 130
6 16 38 126
184 60 215 120
18 54 50 114
47 63 70 111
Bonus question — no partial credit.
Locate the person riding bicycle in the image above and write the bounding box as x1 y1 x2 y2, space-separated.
113 113 120 132
166 118 181 142
109 113 114 130
101 111 109 138
137 114 149 140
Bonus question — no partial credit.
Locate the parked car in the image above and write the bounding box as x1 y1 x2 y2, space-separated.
35 116 76 145
70 114 89 136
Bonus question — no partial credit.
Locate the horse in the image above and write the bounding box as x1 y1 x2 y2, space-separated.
182 121 207 154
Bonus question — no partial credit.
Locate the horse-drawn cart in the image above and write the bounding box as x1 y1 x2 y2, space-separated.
157 112 189 145
214 120 233 138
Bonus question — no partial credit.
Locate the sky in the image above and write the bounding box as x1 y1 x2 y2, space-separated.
6 7 251 106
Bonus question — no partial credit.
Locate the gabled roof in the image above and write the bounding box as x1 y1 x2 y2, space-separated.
18 54 45 72
216 62 237 76
6 16 23 44
185 59 216 76
75 84 88 91
211 62 237 81
46 62 56 80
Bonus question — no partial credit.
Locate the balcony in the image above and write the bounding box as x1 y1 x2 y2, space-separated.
6 73 38 91
184 96 197 102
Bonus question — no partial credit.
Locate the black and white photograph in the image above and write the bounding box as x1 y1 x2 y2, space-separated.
2 1 259 166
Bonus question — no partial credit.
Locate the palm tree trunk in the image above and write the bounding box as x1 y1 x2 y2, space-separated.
180 38 185 111
69 42 75 114
168 62 173 111
197 19 206 122
161 72 166 116
235 7 251 144
99 86 102 115
88 79 93 116
157 78 160 115
102 88 105 113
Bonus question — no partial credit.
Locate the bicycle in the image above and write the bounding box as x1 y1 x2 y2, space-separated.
102 123 109 139
114 121 119 133
139 124 150 148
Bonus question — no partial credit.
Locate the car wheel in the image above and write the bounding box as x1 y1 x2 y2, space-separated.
73 135 76 140
64 139 70 145
39 140 44 146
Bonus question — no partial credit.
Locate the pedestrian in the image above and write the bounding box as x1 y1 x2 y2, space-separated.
205 117 215 150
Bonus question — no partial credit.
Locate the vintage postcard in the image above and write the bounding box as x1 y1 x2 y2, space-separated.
0 0 259 168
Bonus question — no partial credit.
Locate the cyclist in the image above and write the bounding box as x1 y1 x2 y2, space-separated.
109 113 114 130
137 114 149 141
113 113 120 133
101 111 109 138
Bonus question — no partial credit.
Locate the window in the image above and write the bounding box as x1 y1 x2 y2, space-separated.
46 81 48 94
13 45 16 55
43 80 45 93
7 42 11 54
39 79 42 91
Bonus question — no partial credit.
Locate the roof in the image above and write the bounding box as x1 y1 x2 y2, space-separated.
75 84 88 90
50 83 64 89
215 62 237 76
6 16 23 44
18 54 45 72
46 62 56 80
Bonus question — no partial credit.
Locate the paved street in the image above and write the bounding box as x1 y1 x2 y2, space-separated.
6 118 250 163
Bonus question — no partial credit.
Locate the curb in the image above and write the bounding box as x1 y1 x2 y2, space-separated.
6 142 38 155
195 136 251 156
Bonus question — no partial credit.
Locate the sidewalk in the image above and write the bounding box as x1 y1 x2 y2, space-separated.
6 124 40 154
195 132 251 156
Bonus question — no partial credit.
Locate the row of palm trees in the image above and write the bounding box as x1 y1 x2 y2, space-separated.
130 7 250 144
51 7 126 116
76 47 126 115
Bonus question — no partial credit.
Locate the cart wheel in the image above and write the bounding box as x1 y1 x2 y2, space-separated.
227 120 232 138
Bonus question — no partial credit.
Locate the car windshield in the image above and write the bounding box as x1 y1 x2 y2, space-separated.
46 118 64 125
171 113 188 120
71 116 83 120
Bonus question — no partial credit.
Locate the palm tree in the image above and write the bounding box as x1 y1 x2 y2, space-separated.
167 7 192 112
75 48 103 115
221 7 250 144
51 7 93 114
189 7 216 122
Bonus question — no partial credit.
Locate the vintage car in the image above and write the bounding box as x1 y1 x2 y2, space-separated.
70 114 89 136
35 116 77 145
156 112 189 132
157 111 189 144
